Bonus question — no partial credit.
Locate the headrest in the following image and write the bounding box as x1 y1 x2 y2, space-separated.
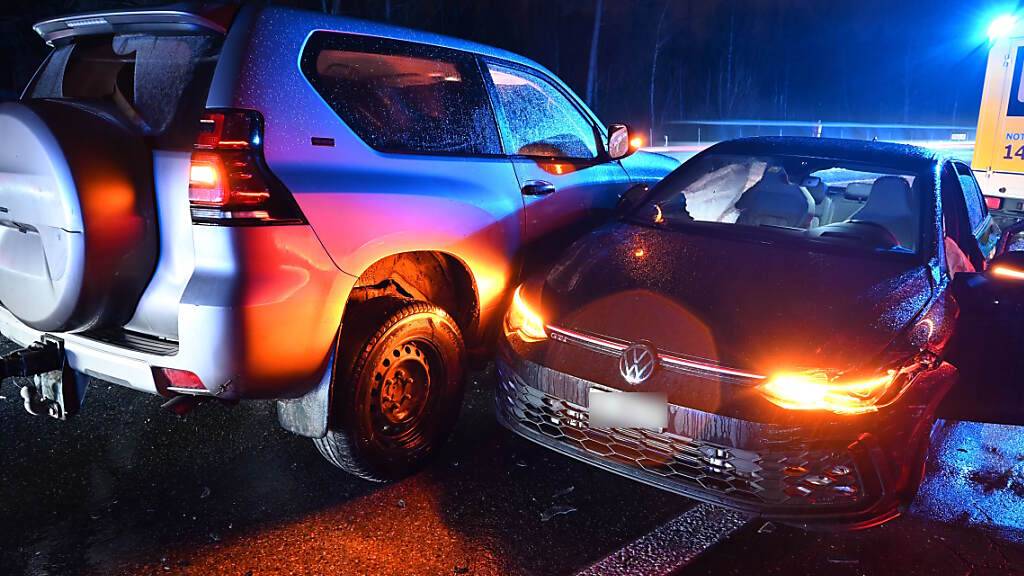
864 176 912 212
871 175 911 197
844 182 873 201
736 169 815 228
850 176 917 248
801 176 827 204
765 166 790 184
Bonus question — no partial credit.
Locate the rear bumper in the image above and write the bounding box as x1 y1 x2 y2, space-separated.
0 225 355 400
975 171 1024 223
495 344 936 530
0 307 160 393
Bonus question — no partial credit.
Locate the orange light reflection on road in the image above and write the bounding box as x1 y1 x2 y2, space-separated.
130 477 504 576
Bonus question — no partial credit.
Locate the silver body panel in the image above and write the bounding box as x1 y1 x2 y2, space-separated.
124 151 196 340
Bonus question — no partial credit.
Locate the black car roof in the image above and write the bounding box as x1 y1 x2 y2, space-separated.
704 137 943 171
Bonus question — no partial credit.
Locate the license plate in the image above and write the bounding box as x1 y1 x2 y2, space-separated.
588 388 668 430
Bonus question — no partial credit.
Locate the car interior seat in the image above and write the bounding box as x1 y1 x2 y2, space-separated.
828 181 872 224
802 176 830 227
736 167 815 228
850 176 917 249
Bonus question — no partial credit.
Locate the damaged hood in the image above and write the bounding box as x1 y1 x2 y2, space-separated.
539 222 934 374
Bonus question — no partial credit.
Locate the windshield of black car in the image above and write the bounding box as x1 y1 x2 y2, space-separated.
632 153 928 254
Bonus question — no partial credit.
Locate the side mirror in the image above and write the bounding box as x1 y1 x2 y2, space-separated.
995 219 1024 257
607 124 633 160
954 247 1024 314
615 184 649 217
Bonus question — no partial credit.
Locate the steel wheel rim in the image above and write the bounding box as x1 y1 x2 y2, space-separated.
369 339 443 448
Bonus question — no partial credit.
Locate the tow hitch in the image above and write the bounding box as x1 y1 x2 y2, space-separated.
0 337 84 420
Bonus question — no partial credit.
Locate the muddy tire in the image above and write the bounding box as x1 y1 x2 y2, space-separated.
314 298 466 482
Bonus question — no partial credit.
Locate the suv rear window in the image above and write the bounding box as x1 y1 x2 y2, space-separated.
28 33 221 146
301 32 501 156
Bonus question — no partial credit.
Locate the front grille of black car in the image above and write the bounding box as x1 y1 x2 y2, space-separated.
496 367 866 509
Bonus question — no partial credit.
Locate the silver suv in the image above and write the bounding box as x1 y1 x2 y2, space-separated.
0 4 676 480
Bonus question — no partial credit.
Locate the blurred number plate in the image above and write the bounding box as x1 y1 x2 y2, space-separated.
588 389 667 430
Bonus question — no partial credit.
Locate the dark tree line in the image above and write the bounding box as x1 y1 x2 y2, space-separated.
0 0 993 142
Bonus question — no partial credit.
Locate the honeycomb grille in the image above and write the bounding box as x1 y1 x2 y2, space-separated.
497 370 864 508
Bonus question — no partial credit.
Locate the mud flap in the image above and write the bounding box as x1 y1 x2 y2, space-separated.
276 352 334 439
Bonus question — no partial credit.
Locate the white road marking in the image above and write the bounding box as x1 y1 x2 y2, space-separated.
576 503 750 576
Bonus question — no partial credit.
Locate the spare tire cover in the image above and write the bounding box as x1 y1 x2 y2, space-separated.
0 100 157 333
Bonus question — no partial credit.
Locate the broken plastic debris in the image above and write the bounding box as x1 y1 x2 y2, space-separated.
553 486 575 498
540 504 576 522
200 486 211 499
397 499 407 509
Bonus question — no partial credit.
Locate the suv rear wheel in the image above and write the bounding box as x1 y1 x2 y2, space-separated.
314 297 466 481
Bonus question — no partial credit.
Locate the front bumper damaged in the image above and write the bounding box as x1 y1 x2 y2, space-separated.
494 347 942 529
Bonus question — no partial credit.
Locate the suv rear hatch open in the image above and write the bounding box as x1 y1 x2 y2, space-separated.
0 9 228 334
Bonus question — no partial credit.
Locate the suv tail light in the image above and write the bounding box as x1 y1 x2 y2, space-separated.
188 109 305 225
985 196 1003 211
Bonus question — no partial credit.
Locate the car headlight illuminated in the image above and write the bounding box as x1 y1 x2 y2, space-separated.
505 285 548 342
758 369 898 415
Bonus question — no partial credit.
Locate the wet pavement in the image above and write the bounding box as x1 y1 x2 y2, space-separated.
683 418 1024 576
0 338 692 576
4 334 1024 575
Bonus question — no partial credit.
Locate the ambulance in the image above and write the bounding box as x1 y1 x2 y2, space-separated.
974 15 1024 222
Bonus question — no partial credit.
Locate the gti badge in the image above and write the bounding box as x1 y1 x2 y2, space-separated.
619 342 658 385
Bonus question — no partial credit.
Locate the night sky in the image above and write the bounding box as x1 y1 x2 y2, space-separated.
0 0 1015 139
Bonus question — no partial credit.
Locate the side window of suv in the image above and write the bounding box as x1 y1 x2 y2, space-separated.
953 162 988 233
485 62 600 160
301 32 501 156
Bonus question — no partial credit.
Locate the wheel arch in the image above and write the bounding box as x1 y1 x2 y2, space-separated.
278 251 496 440
344 250 481 344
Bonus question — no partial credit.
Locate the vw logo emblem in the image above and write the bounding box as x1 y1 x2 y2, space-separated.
619 342 658 385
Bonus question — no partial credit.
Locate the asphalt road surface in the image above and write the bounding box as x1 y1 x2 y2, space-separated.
3 331 1024 576
0 336 695 576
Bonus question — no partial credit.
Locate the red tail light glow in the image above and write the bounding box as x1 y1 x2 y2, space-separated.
153 367 207 393
189 110 304 225
984 196 1003 211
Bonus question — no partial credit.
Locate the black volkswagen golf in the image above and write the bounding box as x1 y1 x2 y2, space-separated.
496 137 1024 529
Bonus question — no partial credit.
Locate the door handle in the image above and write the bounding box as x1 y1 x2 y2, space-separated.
522 180 556 196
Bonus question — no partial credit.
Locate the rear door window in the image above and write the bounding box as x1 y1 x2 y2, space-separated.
484 62 600 160
301 32 501 156
28 33 222 146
